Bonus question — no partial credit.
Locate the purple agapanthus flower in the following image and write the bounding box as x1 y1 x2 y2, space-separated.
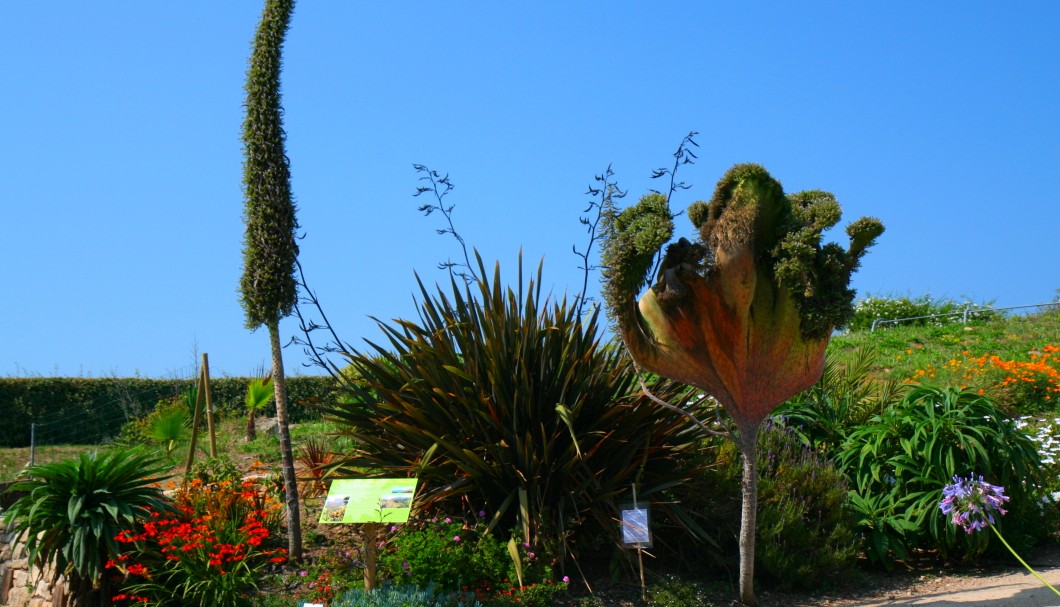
939 474 1010 533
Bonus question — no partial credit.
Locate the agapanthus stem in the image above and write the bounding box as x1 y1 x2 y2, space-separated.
990 525 1060 597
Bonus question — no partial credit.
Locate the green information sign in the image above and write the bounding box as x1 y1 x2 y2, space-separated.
318 478 419 524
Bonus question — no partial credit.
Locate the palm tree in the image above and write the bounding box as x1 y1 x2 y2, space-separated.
244 376 274 442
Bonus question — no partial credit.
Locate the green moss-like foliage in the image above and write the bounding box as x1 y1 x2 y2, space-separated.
602 163 884 341
239 0 299 330
600 192 674 329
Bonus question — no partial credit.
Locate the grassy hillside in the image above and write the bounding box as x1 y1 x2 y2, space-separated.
829 305 1059 413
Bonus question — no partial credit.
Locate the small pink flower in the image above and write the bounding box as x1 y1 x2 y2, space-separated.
527 552 535 559
444 517 452 524
453 535 461 542
562 576 570 583
523 542 530 548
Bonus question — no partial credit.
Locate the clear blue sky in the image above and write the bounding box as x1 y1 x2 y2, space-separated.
3 3 1057 379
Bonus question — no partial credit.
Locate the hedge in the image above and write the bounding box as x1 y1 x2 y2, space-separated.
0 376 336 447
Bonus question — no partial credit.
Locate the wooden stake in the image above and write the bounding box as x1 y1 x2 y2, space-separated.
202 353 217 458
185 370 206 484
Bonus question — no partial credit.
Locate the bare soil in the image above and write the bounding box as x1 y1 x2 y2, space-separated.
703 543 1060 607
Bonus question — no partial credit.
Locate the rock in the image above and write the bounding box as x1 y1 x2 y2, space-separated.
253 417 279 438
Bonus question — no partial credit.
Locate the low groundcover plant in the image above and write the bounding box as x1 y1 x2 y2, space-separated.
940 474 1060 597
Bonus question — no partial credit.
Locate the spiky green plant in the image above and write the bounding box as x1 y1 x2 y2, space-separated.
238 0 302 559
776 347 906 452
600 163 883 604
321 255 711 558
4 448 171 607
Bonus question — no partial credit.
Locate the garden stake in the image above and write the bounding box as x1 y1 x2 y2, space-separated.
202 353 217 458
184 369 206 487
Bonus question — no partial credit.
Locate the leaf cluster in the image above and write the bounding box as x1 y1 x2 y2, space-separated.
838 386 1045 564
4 448 171 598
319 254 710 550
601 162 884 340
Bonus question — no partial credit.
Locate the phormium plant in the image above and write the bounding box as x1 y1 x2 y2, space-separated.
319 254 711 562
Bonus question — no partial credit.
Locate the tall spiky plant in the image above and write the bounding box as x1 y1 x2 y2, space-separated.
601 162 883 604
238 0 302 560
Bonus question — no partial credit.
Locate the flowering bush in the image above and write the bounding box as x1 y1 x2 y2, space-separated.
849 294 984 331
109 478 287 607
908 345 1060 411
476 579 568 607
838 386 1044 563
1015 415 1060 536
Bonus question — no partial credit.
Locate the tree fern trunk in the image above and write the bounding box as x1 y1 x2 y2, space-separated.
270 321 302 560
738 424 759 606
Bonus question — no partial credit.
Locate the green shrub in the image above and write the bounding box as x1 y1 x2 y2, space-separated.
330 584 482 607
712 423 858 590
776 347 905 453
4 448 172 606
381 512 553 595
646 575 716 607
322 256 710 558
191 454 244 485
838 386 1045 564
0 376 334 448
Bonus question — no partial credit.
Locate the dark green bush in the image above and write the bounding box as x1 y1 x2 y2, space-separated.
838 386 1045 564
321 256 710 562
775 347 905 453
330 584 481 607
0 376 334 447
711 423 858 590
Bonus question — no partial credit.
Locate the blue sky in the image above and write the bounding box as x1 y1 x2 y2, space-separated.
3 3 1057 378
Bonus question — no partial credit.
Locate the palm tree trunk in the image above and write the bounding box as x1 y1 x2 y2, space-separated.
245 408 257 442
738 424 759 606
269 320 303 560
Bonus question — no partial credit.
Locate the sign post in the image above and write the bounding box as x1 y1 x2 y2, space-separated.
620 484 652 602
318 478 419 590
